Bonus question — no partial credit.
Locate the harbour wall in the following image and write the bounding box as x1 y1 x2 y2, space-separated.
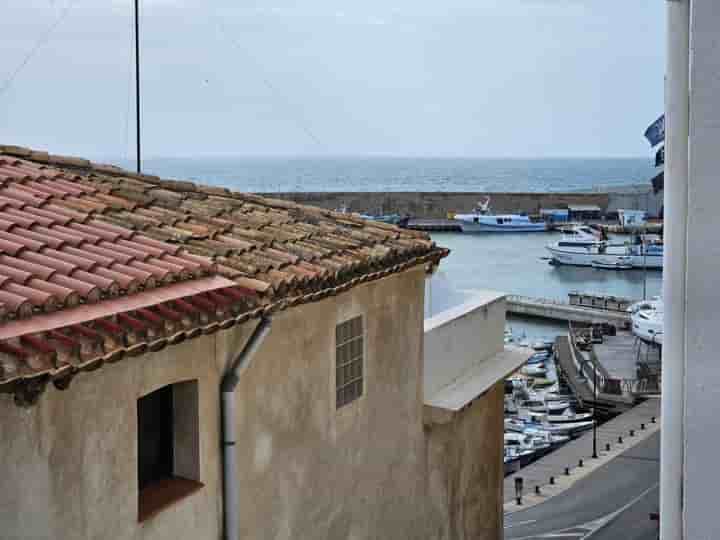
259 186 662 219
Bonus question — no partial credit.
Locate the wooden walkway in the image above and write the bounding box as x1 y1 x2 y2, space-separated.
504 398 661 504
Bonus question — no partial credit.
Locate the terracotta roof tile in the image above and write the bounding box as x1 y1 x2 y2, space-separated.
0 147 448 404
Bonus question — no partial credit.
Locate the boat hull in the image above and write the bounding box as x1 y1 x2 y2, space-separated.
459 221 548 233
546 245 663 269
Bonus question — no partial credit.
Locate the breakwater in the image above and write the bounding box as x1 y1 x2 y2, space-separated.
259 187 661 219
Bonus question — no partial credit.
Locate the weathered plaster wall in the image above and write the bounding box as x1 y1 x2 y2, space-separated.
0 334 224 540
0 266 504 540
216 266 441 539
424 292 506 397
259 189 661 218
426 383 504 540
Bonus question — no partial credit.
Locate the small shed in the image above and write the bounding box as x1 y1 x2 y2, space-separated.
618 209 647 227
568 204 602 221
540 208 570 223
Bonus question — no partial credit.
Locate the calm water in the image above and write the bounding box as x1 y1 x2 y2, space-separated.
120 156 655 193
427 231 662 340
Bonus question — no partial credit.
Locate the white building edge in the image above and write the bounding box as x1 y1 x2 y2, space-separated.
661 1 720 539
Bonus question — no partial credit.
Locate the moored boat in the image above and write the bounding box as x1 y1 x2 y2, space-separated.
453 196 547 233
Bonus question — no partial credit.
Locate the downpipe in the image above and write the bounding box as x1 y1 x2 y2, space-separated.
221 318 272 540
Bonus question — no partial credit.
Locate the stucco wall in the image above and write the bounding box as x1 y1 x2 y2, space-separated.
0 334 224 540
0 266 503 540
426 383 504 540
216 266 440 539
424 292 506 398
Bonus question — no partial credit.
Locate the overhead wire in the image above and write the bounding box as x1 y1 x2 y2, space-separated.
215 21 324 150
0 0 77 98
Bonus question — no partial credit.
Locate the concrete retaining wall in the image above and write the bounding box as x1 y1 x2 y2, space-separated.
260 187 662 219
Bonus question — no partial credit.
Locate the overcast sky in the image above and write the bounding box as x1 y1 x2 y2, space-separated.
1 0 665 159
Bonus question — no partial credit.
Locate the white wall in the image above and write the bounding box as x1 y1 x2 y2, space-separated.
423 291 505 398
681 2 720 537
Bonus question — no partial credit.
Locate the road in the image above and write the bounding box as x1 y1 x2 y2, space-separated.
504 431 660 540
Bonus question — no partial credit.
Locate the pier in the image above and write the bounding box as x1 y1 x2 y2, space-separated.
405 218 461 232
506 295 631 324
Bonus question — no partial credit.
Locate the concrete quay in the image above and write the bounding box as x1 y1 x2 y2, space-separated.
503 397 660 511
258 188 662 220
506 295 631 324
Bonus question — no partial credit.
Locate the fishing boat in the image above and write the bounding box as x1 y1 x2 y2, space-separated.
628 298 664 344
452 196 547 233
546 235 664 269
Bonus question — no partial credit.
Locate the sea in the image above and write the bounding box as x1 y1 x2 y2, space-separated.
121 156 655 194
117 156 660 342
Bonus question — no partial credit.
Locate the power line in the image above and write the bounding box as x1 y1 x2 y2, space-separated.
215 21 324 150
0 0 77 98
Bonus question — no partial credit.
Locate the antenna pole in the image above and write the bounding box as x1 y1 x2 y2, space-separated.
134 0 141 174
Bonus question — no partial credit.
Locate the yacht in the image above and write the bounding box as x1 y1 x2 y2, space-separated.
556 224 606 247
628 298 664 344
546 234 663 269
453 197 547 233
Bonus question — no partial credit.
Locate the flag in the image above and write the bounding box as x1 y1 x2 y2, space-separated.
644 114 665 146
655 145 665 167
651 170 664 194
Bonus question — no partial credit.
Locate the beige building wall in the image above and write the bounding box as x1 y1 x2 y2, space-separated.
0 333 224 540
426 383 504 540
0 265 504 540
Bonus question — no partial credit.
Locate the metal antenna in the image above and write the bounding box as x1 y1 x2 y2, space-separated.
134 0 141 174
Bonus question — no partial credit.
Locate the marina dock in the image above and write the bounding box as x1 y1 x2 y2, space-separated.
506 295 631 325
503 397 660 505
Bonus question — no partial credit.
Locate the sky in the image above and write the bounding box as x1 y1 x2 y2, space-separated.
0 0 665 159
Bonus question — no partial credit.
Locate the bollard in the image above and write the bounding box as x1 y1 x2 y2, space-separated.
641 423 645 430
515 477 524 506
618 436 623 444
535 486 541 495
606 443 611 452
651 416 656 424
578 459 584 468
565 467 570 476
550 476 555 485
630 429 635 437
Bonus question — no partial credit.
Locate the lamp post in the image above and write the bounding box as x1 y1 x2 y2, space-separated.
592 364 598 459
134 0 142 174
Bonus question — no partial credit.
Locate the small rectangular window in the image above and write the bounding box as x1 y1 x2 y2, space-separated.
336 316 364 408
137 380 202 522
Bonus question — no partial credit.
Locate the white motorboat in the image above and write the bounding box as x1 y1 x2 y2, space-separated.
504 432 551 457
517 398 569 414
453 196 547 233
546 236 664 269
529 409 594 424
628 298 664 344
556 224 606 247
521 364 547 377
504 327 514 344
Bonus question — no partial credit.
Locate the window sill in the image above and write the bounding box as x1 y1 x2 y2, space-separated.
138 477 204 523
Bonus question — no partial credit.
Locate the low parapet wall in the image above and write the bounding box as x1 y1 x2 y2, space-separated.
259 188 661 219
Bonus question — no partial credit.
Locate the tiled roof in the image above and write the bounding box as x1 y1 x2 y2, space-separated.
0 145 448 405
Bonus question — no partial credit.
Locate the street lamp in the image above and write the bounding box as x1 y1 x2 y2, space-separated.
592 364 598 459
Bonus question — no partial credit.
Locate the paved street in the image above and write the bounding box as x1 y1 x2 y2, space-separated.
504 431 659 540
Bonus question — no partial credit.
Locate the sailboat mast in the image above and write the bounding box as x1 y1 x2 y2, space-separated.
134 0 141 173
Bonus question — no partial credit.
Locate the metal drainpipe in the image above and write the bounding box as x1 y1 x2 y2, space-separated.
221 318 272 540
661 1 690 539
